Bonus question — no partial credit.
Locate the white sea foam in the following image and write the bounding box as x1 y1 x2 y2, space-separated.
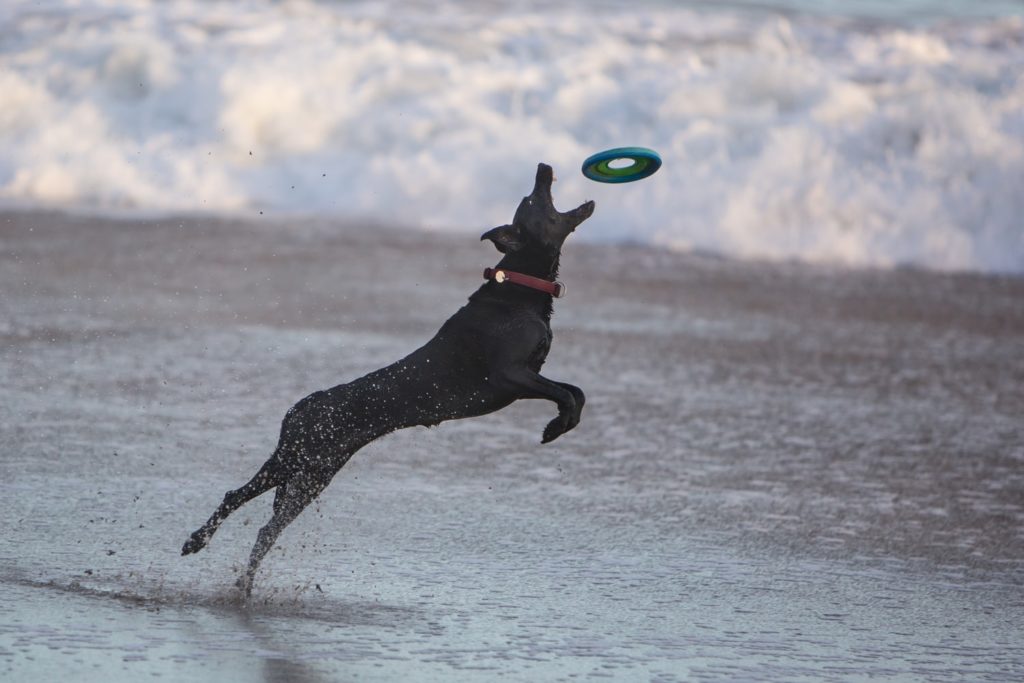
2 0 1023 272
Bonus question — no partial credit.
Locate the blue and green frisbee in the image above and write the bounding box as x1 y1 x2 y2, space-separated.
582 147 662 183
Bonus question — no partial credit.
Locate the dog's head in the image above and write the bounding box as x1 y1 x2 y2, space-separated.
481 163 594 257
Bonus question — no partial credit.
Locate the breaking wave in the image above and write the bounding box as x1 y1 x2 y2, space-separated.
2 0 1023 272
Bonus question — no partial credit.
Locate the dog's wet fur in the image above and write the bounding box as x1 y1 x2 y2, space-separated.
181 163 594 596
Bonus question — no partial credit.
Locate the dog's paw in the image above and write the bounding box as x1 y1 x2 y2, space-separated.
542 414 571 443
181 531 208 556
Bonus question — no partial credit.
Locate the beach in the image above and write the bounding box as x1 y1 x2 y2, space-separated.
1 209 1022 681
4 0 1024 679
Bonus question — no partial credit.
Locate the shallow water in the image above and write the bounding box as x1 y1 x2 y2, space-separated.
1 211 1022 680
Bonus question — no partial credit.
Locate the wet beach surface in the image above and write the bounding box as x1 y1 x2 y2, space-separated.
1 211 1022 681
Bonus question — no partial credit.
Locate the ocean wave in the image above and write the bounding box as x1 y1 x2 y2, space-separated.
2 0 1023 272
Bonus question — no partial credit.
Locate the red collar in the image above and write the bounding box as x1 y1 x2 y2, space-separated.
483 267 565 298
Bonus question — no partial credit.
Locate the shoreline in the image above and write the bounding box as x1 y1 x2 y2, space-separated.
5 206 1023 281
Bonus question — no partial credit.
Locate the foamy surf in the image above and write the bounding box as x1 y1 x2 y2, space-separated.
1 0 1023 272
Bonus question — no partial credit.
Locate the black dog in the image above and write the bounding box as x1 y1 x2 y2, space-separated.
182 163 594 595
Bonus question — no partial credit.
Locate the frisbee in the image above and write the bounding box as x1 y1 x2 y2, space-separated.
582 147 662 183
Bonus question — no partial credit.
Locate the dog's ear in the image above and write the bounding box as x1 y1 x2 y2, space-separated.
563 200 595 231
480 224 523 253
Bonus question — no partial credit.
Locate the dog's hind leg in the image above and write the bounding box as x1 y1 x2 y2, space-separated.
236 470 331 597
181 458 281 556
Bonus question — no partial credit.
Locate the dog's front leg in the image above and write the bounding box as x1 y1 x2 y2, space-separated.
549 380 585 441
553 380 586 415
491 367 581 443
485 321 584 442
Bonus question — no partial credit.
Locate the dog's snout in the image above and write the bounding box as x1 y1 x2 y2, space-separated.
534 164 554 194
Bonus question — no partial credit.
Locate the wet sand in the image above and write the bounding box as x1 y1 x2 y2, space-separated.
1 210 1022 681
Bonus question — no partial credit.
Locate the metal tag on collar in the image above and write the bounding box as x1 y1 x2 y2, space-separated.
494 270 507 283
553 281 566 298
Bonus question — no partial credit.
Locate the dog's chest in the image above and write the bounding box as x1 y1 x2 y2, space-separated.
527 326 553 372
